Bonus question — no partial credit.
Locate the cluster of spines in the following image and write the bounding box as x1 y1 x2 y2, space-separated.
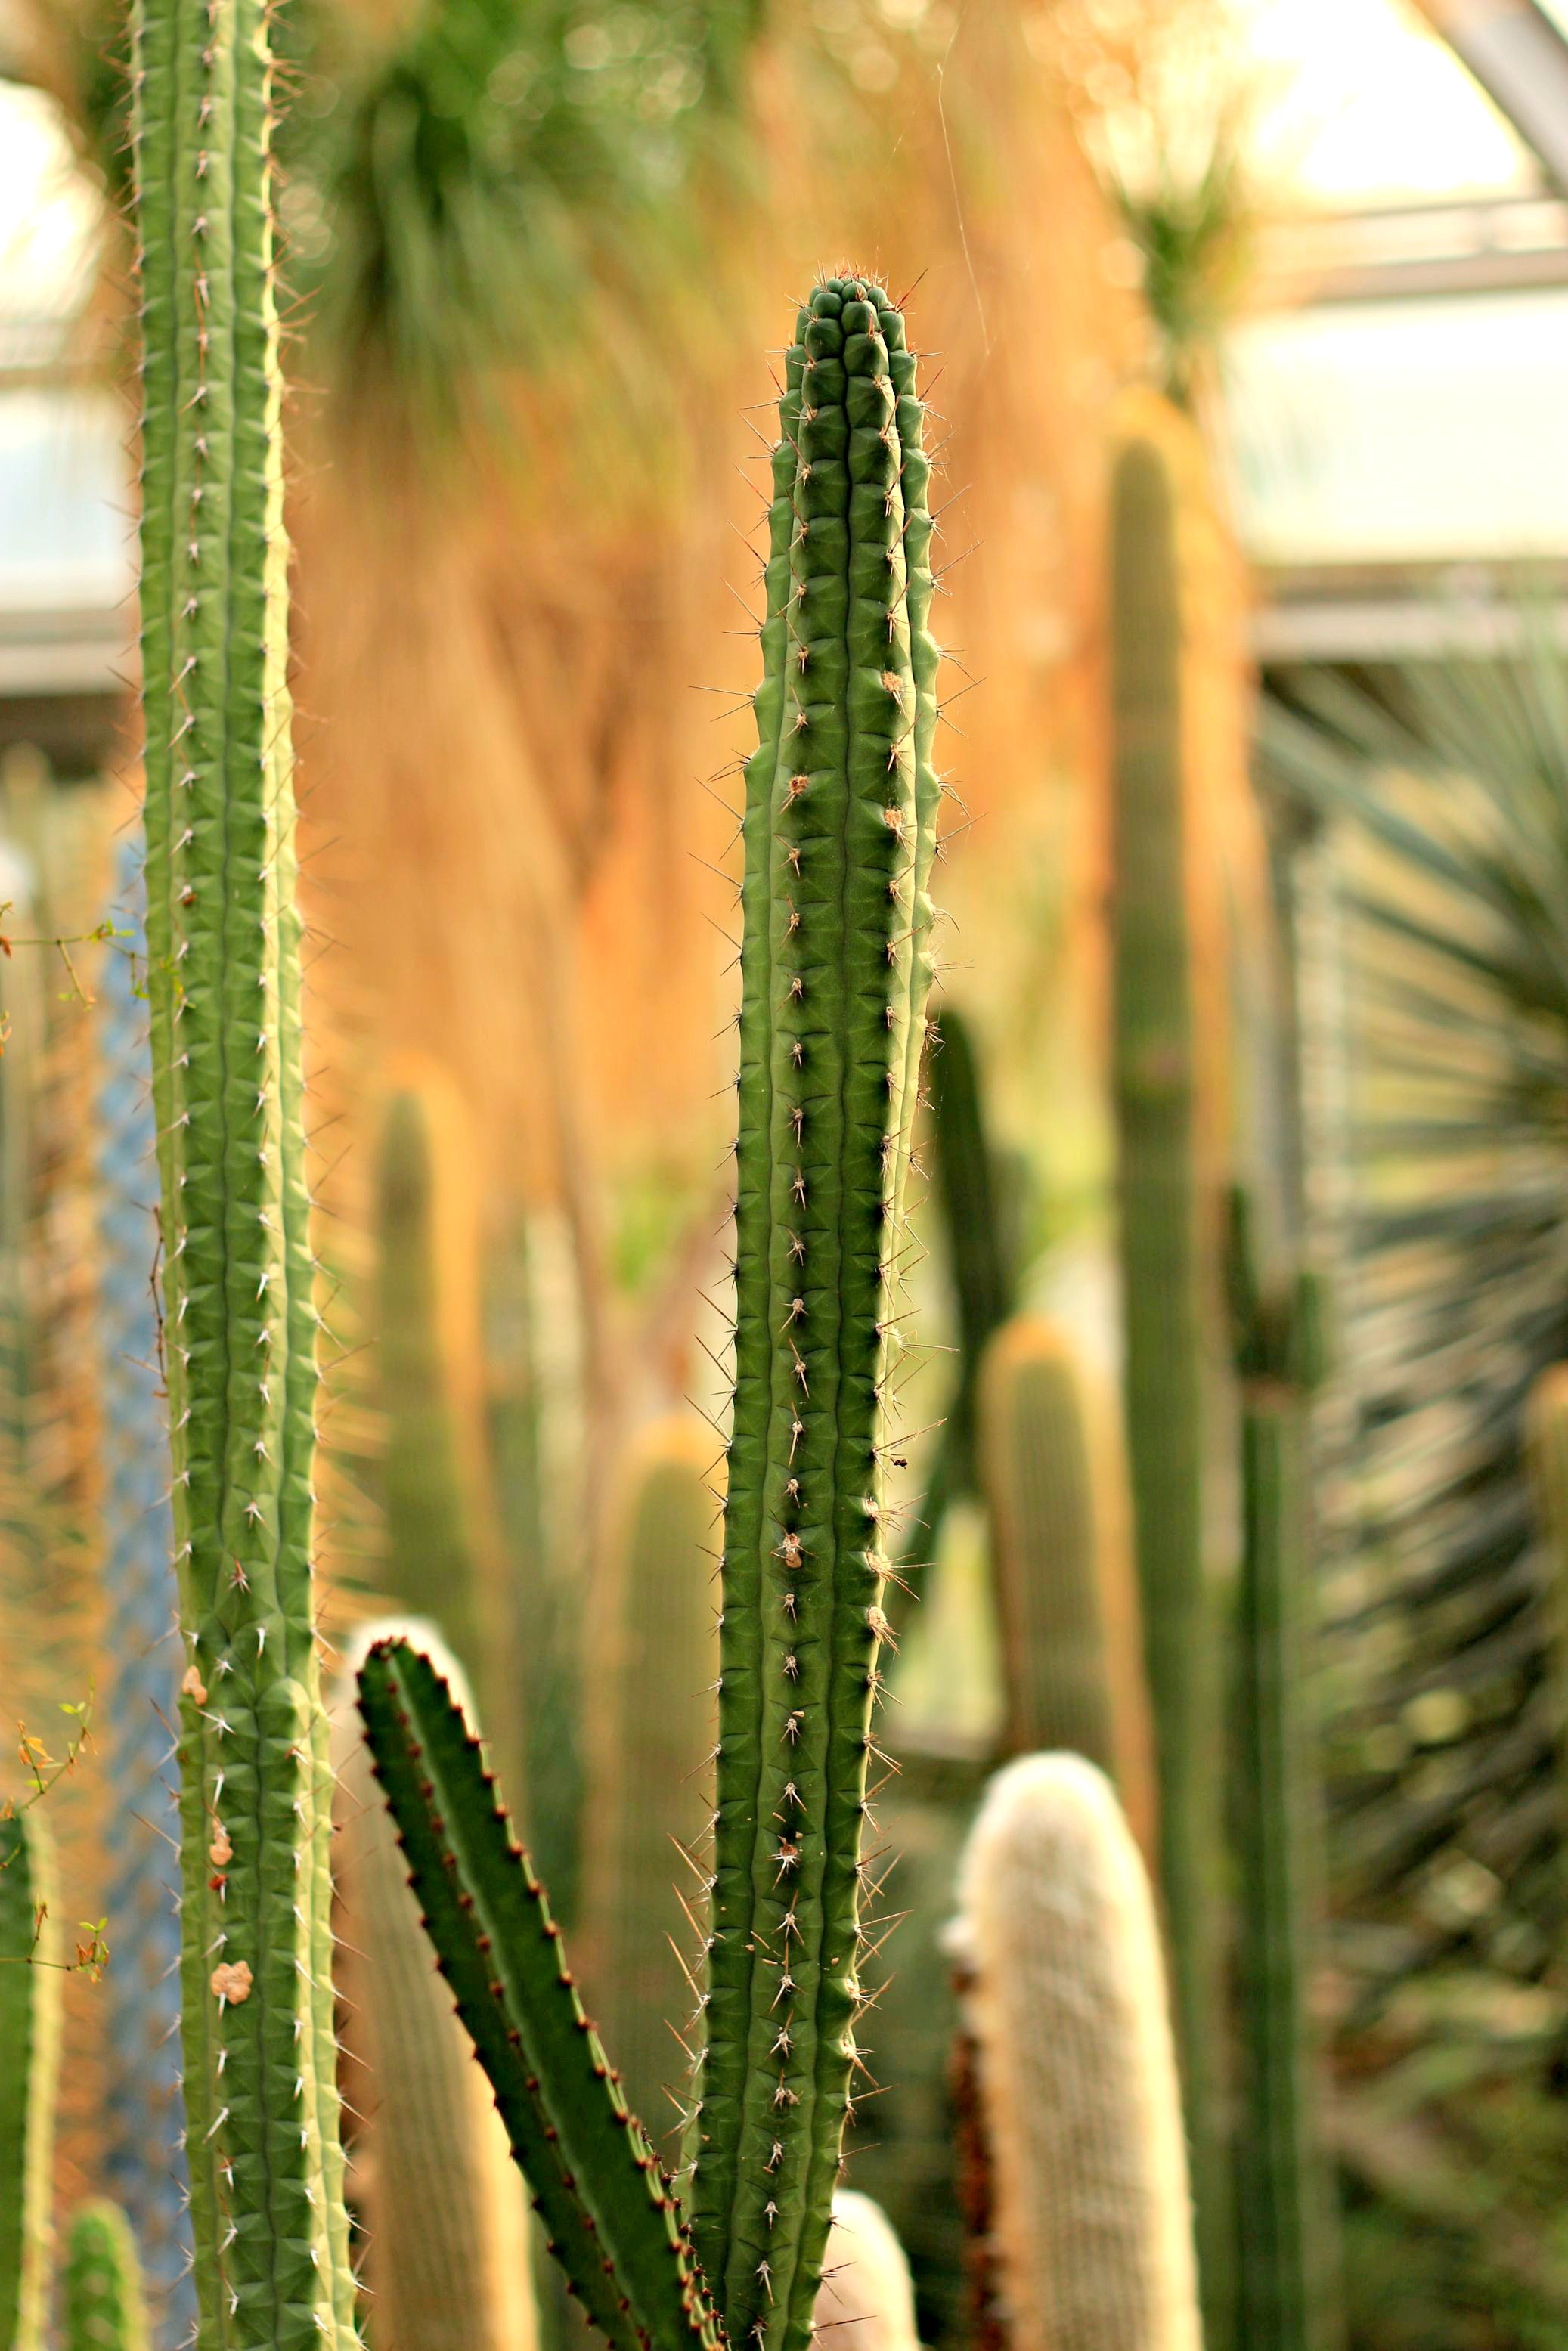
690 273 940 2351
355 1640 721 2351
63 2202 153 2351
129 0 355 2336
92 844 193 2346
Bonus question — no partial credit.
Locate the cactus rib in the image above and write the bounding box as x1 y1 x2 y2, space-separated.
131 0 355 2335
693 272 940 2351
63 2204 152 2351
356 1637 721 2351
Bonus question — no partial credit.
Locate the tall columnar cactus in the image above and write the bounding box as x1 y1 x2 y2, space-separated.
1108 432 1229 2336
357 272 940 2351
333 1627 535 2351
976 1315 1156 1863
131 0 357 2337
62 2204 152 2351
583 1418 720 2130
93 845 192 2346
376 1077 506 1722
901 1005 1015 1587
1226 1193 1340 2351
0 1809 60 2351
951 1755 1202 2351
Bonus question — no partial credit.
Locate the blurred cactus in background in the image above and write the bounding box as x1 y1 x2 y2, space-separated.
977 1315 1157 1861
0 1808 60 2351
91 847 191 2347
581 1418 718 2134
902 1006 1019 1594
62 2203 151 2351
952 1754 1202 2351
375 1074 511 1754
1108 430 1231 2341
812 2192 922 2351
333 1626 536 2351
1226 1191 1341 2351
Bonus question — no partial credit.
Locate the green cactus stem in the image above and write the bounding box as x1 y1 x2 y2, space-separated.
356 275 939 2351
355 1639 720 2351
952 1755 1202 2351
1226 1191 1340 2351
333 1626 535 2351
1108 430 1229 2340
62 2204 152 2351
977 1315 1157 1861
130 0 356 2337
0 1807 60 2351
583 1419 720 2132
376 1079 507 1724
690 271 940 2351
897 1005 1015 1596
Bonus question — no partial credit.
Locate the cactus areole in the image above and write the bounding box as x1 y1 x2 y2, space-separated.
131 0 357 2340
356 273 941 2351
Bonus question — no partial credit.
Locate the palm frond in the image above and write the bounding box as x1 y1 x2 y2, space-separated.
1259 618 1568 1994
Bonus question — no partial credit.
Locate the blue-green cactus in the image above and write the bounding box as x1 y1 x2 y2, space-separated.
92 845 192 2348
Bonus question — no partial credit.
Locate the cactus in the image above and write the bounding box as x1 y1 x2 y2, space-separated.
976 1315 1157 1863
92 844 193 2346
1226 1192 1340 2351
375 1076 507 1728
1108 431 1229 2337
813 2192 920 2351
582 1419 719 2132
62 2204 151 2351
131 0 357 2334
951 1754 1202 2351
357 273 940 2351
900 1005 1016 1588
333 1625 535 2351
0 1808 60 2351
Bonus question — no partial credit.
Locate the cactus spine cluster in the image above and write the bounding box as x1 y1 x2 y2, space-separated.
333 1628 535 2351
977 1316 1156 1860
356 272 939 2351
584 1419 720 2130
93 846 192 2343
62 2204 152 2351
0 1809 60 2351
130 0 356 2334
953 1755 1202 2351
1226 1194 1340 2351
1108 432 1228 2334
